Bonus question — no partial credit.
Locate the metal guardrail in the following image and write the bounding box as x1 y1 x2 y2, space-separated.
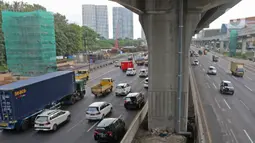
120 68 207 143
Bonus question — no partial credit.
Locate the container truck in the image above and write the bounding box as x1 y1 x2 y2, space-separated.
0 71 86 131
91 78 114 97
121 61 134 72
135 57 145 66
230 61 244 77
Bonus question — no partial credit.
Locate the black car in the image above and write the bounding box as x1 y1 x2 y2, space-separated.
124 92 145 109
220 80 234 95
94 118 126 142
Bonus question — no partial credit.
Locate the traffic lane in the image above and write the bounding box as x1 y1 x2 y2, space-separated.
193 60 254 143
206 51 255 81
191 63 225 143
0 66 146 143
73 77 148 143
198 57 255 142
199 55 255 112
0 65 126 143
44 66 146 143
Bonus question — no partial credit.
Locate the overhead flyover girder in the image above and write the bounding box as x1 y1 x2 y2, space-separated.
111 0 241 34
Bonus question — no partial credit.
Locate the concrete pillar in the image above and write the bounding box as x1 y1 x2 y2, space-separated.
220 41 224 53
241 38 247 55
140 11 200 132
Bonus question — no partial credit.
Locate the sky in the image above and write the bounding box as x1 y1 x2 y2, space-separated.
5 0 255 39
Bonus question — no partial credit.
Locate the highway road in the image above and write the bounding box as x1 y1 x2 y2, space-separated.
191 49 255 143
0 63 148 143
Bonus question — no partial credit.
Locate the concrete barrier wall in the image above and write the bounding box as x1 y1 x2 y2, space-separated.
189 68 206 143
120 101 148 143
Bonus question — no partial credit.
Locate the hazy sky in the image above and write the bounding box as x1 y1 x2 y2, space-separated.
5 0 255 39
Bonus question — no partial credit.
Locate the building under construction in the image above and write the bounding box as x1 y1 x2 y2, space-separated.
2 10 57 77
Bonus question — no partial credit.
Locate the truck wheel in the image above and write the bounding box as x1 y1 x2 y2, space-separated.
110 87 113 92
21 120 29 131
71 96 76 105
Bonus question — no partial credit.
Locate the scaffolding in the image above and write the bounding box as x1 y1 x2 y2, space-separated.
2 10 57 76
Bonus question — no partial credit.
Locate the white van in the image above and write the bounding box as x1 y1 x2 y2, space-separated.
86 102 112 121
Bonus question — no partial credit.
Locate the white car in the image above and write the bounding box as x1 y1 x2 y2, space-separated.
34 109 71 131
144 77 148 88
86 102 112 121
114 61 120 67
207 66 217 75
193 60 199 65
126 68 136 76
115 83 131 96
139 69 148 77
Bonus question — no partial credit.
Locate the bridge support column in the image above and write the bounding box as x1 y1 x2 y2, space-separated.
140 11 200 132
241 38 247 55
220 41 224 53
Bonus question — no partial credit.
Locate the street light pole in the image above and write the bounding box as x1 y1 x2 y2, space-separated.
84 31 90 71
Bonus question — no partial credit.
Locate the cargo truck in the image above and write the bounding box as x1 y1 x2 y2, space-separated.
121 61 134 72
91 78 114 97
135 57 145 66
0 71 86 131
230 61 244 77
75 69 89 81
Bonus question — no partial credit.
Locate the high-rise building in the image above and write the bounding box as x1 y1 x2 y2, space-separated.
82 4 109 39
113 7 133 39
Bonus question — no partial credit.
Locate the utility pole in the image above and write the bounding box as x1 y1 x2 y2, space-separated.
84 31 90 71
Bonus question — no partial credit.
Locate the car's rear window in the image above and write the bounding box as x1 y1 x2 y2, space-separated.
87 107 99 112
35 116 48 122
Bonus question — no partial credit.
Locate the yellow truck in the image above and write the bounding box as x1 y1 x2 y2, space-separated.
91 78 114 97
75 69 89 81
230 61 244 77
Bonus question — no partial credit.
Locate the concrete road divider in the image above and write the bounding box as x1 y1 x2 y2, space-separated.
189 67 207 143
120 101 148 143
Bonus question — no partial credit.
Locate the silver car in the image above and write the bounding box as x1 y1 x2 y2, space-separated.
220 80 234 95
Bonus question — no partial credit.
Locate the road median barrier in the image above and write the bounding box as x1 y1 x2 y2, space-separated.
189 67 208 143
120 101 148 143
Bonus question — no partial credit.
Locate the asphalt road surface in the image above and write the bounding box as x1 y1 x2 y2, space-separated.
191 49 255 143
0 64 148 143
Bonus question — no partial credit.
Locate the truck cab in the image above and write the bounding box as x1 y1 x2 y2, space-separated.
212 55 219 62
75 70 89 81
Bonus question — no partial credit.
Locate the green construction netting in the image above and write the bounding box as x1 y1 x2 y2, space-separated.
229 30 238 57
2 10 57 76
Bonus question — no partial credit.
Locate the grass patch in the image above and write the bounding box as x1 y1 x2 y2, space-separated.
221 51 254 60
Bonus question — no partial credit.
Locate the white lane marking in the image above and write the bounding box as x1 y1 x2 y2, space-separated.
67 117 87 132
118 114 123 119
223 99 231 109
139 78 146 84
230 129 239 143
214 97 221 109
87 121 99 132
212 82 217 89
240 99 250 110
206 83 210 88
206 75 210 78
232 76 237 80
243 129 254 143
244 85 253 92
246 76 252 80
203 68 205 72
227 118 232 124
